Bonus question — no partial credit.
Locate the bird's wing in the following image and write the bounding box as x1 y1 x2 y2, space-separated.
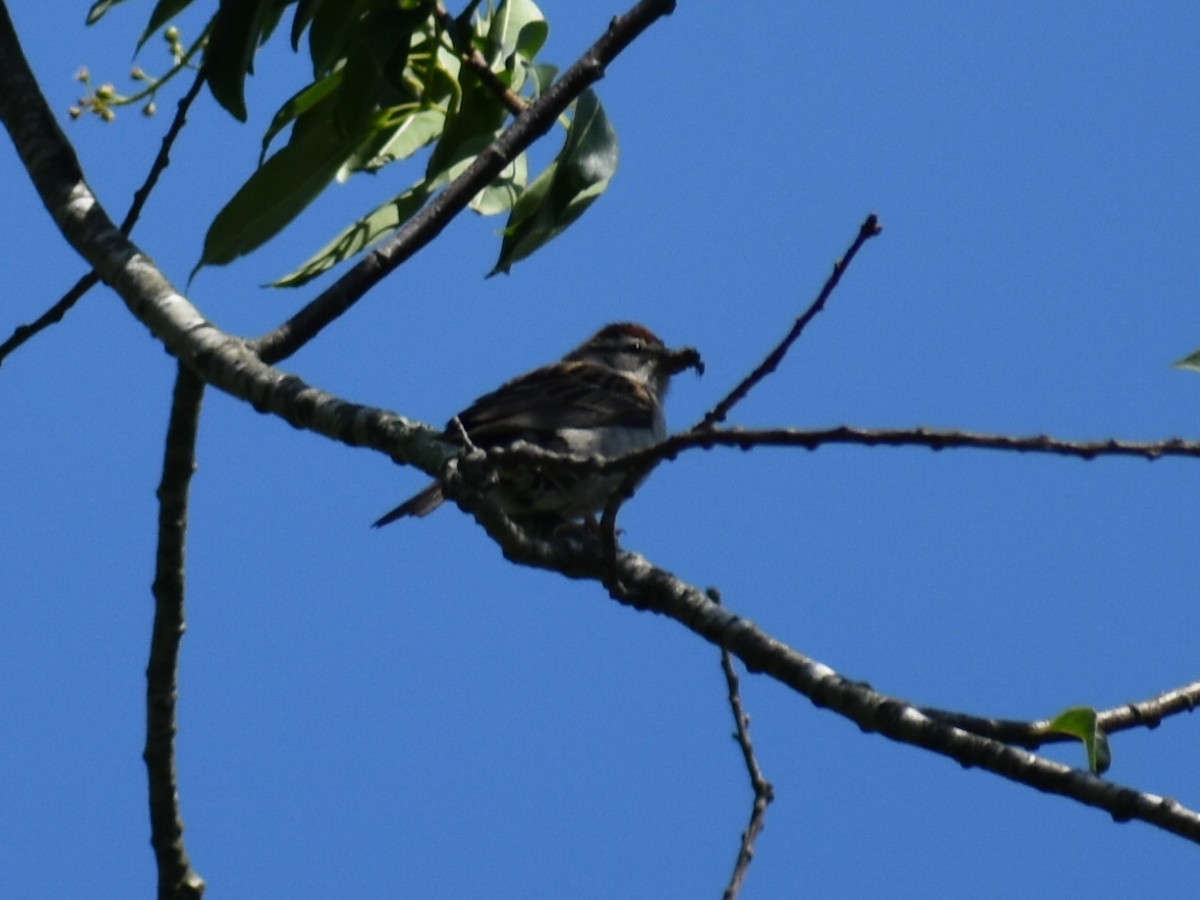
451 361 655 447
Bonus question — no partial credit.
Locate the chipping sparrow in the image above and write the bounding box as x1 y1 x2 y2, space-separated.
372 322 703 528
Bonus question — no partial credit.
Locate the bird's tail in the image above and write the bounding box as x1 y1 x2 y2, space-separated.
371 483 445 528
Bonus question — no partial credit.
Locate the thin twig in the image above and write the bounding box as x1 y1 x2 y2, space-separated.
251 0 678 364
0 67 206 368
0 273 97 366
108 27 208 111
601 218 880 539
710 588 773 900
468 426 1200 503
695 213 881 430
435 1 527 116
144 362 206 899
920 679 1200 748
655 425 1200 464
120 67 207 234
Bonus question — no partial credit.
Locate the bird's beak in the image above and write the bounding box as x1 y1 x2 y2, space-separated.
664 346 704 376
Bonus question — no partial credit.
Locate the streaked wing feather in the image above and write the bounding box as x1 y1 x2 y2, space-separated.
451 362 654 446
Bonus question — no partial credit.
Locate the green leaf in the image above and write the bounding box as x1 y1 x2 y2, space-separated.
331 34 388 140
490 88 618 275
425 73 509 178
525 63 557 99
272 177 437 287
267 7 439 159
136 0 200 49
1172 349 1200 371
205 0 276 121
87 0 136 26
194 124 352 276
489 0 545 61
308 0 371 78
291 0 326 50
515 20 549 61
256 0 292 48
260 69 344 163
425 3 521 179
470 152 527 216
1047 706 1112 775
483 0 545 95
339 107 445 179
274 150 471 287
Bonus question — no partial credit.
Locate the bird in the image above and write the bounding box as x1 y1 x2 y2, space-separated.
372 322 703 529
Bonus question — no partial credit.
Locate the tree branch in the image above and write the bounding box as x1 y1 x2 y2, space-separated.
457 510 1200 844
145 362 207 899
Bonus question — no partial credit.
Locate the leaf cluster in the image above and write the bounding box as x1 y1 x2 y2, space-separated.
90 0 620 283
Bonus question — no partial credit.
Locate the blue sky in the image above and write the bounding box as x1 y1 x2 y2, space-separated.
3 2 1200 897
